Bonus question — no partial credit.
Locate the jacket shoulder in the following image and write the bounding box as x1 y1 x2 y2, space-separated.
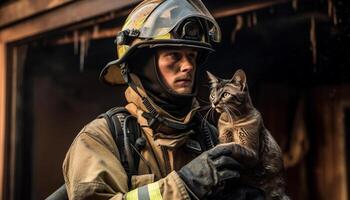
73 117 118 156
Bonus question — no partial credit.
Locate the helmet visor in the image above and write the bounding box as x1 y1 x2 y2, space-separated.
139 0 221 43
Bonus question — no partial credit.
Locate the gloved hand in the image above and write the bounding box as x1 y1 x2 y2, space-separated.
177 143 243 199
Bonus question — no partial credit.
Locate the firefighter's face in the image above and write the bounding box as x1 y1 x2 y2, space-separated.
157 47 198 94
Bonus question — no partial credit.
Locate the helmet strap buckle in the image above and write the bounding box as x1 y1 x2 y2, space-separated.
115 29 140 45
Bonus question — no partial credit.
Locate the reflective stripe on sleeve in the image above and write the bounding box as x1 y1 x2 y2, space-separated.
147 182 162 200
137 185 149 200
126 188 139 200
126 181 163 200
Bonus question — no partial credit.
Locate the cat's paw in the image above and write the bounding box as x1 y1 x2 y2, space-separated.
230 143 259 168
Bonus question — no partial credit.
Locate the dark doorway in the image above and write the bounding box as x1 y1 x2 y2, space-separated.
12 38 127 200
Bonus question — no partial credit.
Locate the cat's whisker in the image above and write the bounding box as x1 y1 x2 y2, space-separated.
198 104 212 112
229 107 240 120
196 112 205 124
197 97 211 104
199 108 211 128
204 108 212 123
203 107 215 128
227 104 242 116
223 106 235 123
210 107 216 123
226 105 239 123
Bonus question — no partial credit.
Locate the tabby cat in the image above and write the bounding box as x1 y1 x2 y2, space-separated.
207 69 289 200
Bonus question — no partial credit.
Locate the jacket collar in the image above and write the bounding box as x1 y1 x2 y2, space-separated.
124 85 201 149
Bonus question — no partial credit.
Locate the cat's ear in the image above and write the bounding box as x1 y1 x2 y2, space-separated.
231 69 247 91
207 71 219 87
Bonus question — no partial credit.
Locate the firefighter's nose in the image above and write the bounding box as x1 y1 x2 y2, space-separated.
180 57 194 73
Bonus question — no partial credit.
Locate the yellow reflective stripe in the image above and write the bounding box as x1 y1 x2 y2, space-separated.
126 188 139 200
117 45 129 58
153 33 171 40
147 182 163 200
126 182 162 200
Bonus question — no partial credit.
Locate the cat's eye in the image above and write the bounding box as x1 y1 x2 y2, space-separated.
223 92 230 98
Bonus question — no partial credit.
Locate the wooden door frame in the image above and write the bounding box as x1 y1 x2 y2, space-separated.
311 86 349 200
337 98 350 200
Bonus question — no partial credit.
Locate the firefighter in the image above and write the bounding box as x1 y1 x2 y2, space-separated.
62 0 265 199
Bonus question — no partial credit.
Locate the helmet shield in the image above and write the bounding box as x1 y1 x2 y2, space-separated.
140 0 221 43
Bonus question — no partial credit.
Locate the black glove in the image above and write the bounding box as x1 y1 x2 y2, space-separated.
178 143 242 199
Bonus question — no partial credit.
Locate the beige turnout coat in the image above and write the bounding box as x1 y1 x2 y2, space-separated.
63 87 205 200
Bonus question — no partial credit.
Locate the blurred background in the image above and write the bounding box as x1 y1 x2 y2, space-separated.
0 0 349 199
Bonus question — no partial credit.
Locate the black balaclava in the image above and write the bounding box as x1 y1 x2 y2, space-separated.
129 48 200 118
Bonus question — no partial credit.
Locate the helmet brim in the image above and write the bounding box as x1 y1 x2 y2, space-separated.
100 39 214 85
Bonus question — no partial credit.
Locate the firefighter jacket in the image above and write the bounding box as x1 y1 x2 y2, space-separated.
63 87 212 200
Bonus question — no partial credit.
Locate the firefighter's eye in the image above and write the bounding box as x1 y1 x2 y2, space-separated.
167 52 181 61
187 52 197 61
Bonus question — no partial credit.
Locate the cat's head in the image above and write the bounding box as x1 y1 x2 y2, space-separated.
207 69 250 114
